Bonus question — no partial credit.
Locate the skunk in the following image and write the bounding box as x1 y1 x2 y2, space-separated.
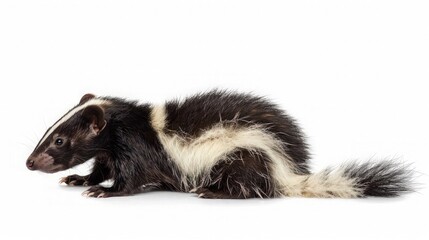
26 90 413 198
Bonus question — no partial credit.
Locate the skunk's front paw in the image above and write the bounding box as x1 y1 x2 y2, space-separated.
82 186 110 198
59 175 90 186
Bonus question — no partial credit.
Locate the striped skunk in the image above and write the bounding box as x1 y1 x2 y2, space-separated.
26 90 413 198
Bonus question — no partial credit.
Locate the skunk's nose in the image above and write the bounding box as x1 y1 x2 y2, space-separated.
26 159 35 170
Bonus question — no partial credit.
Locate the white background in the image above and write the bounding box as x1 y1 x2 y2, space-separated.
1 1 428 239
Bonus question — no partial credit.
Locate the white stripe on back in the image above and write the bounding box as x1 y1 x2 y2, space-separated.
150 104 298 192
149 104 360 197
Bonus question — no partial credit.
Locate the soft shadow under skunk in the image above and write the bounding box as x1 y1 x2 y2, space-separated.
26 91 413 198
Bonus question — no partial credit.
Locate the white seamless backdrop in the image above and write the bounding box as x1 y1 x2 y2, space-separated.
0 1 428 240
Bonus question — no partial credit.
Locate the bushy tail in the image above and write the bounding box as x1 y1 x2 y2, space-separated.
297 160 414 198
343 161 414 197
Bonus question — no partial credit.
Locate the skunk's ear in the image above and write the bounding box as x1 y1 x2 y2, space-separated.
82 105 106 135
79 93 96 105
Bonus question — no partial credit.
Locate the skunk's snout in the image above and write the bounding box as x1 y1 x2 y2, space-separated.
26 158 35 170
26 153 66 173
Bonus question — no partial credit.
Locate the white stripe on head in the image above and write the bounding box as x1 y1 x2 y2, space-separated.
36 98 110 148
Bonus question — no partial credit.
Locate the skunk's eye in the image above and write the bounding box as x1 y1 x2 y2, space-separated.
55 138 64 146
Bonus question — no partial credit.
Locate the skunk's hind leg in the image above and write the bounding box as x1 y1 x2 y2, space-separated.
195 149 276 199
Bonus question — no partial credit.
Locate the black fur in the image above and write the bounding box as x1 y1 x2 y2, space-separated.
199 148 276 199
90 101 182 196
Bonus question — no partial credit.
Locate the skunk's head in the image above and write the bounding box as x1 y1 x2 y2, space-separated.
26 94 109 173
